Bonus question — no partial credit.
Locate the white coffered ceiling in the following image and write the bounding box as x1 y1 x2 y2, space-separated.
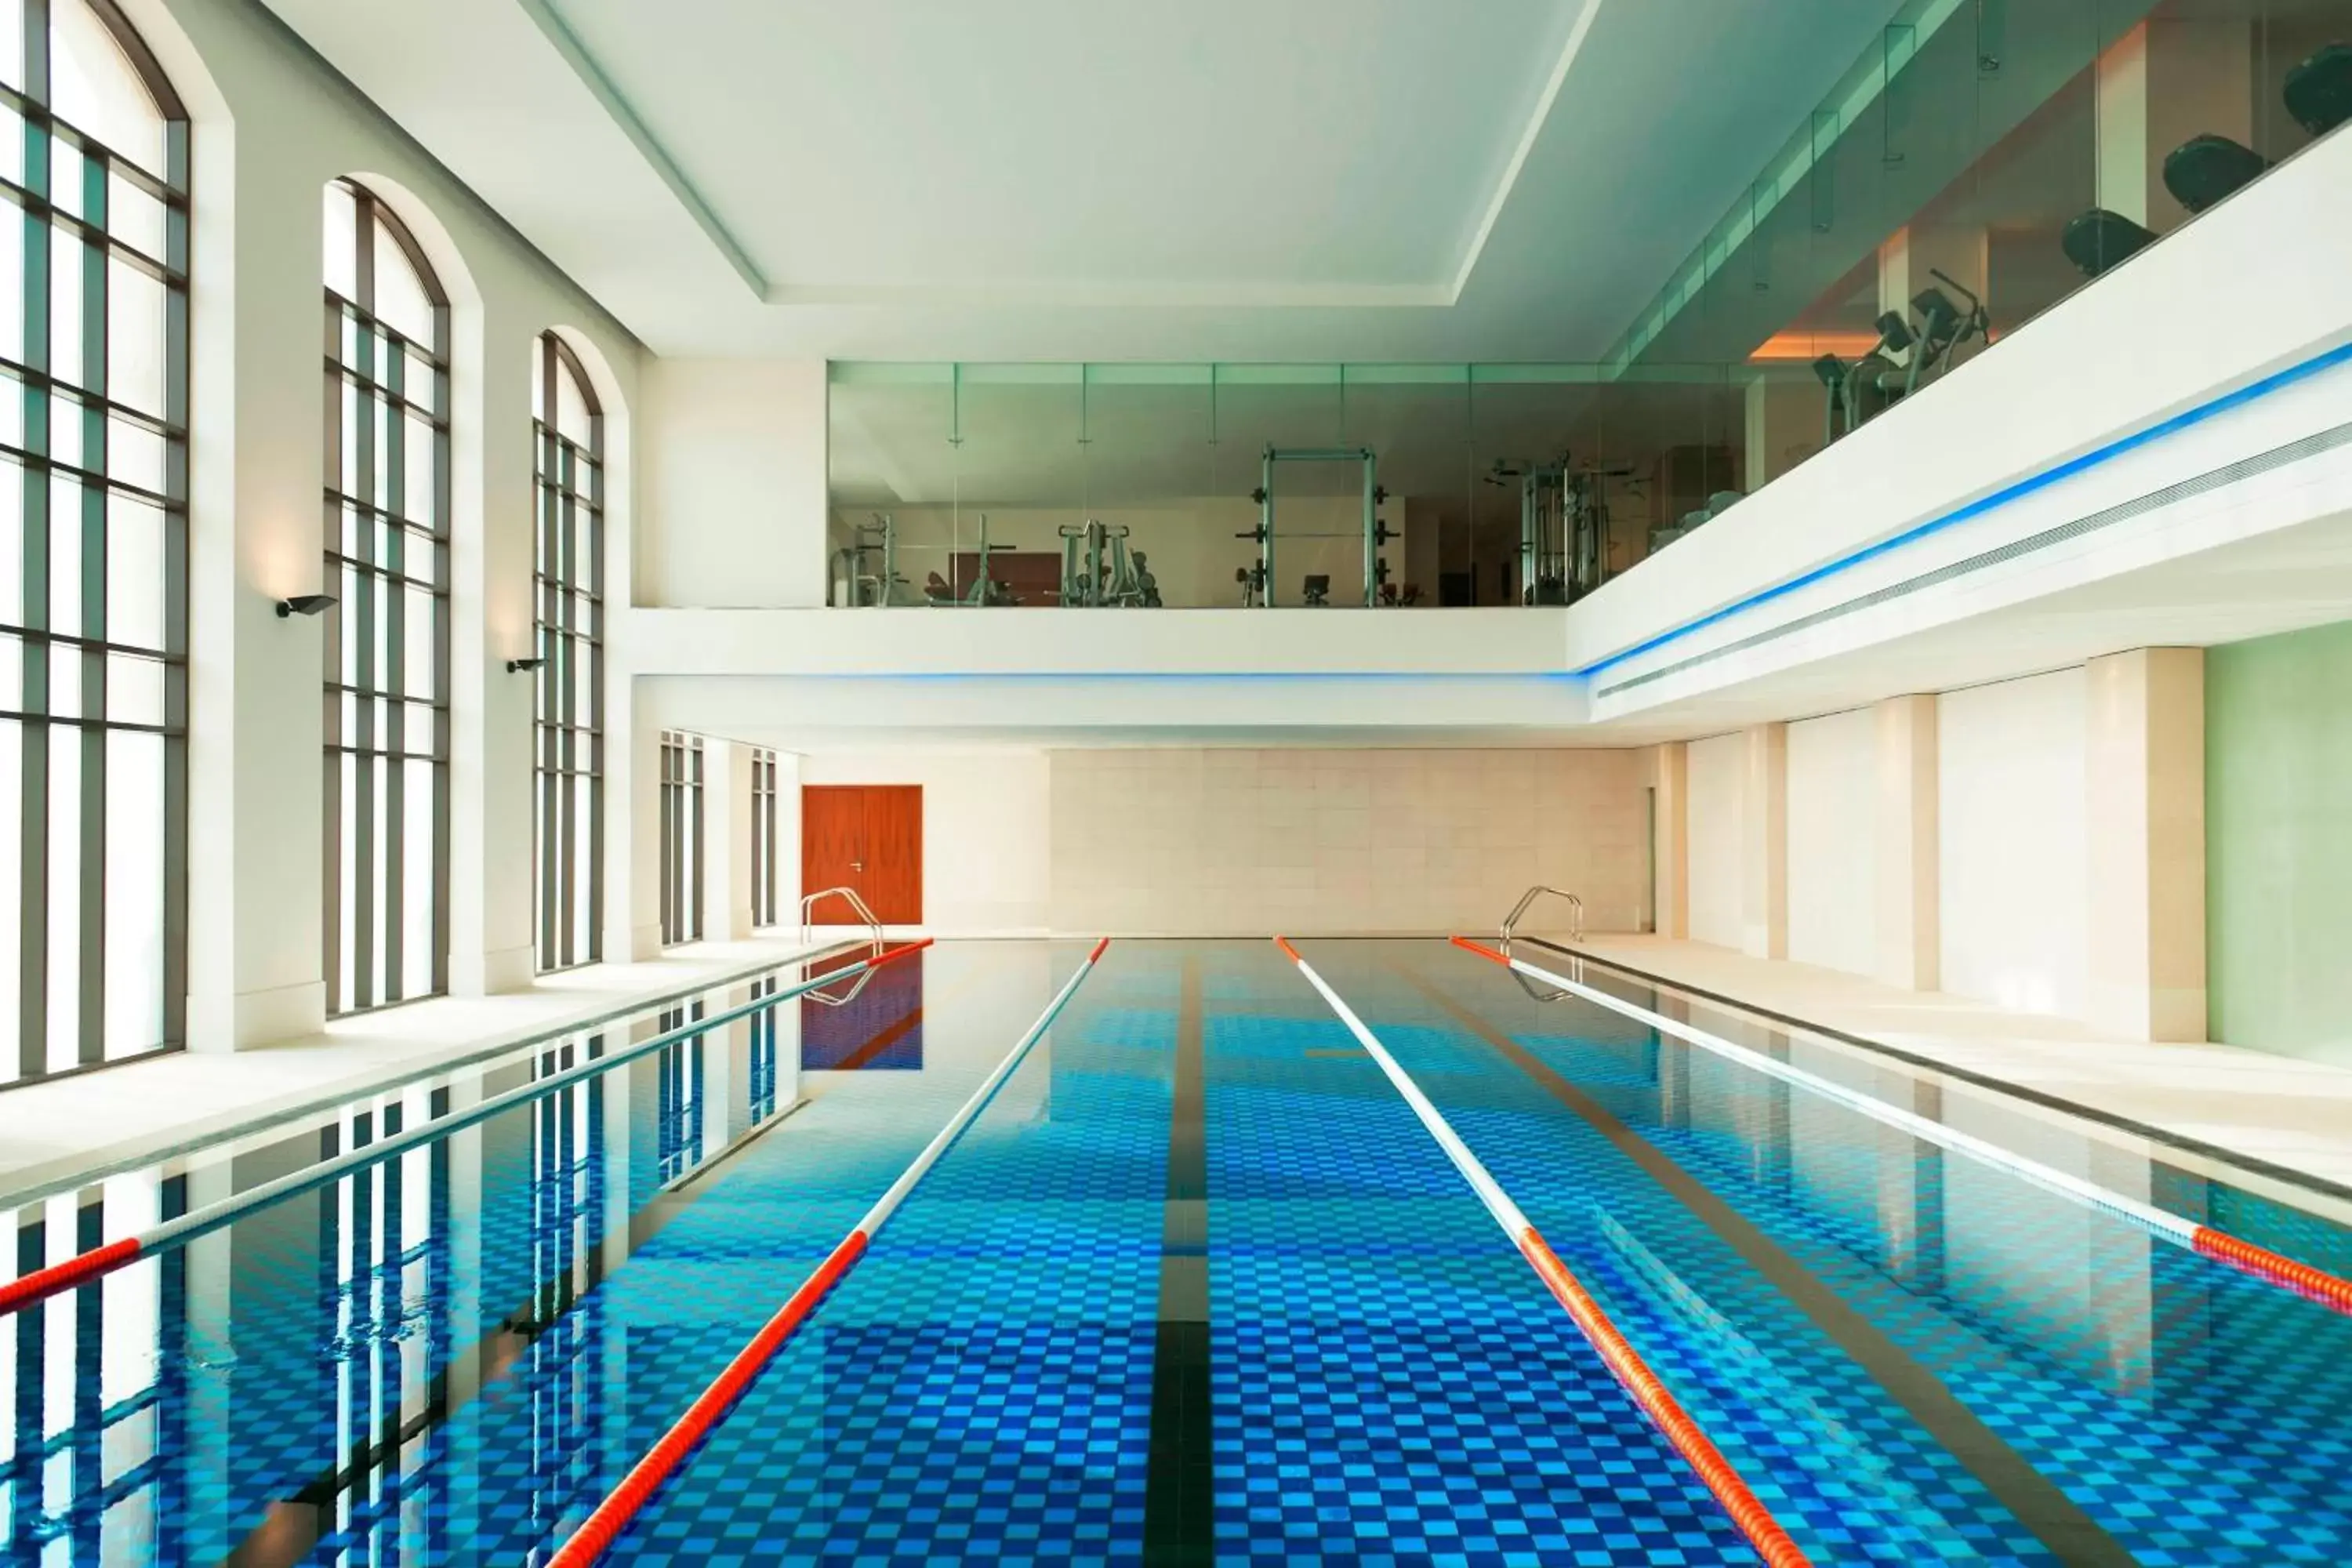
257 0 1915 359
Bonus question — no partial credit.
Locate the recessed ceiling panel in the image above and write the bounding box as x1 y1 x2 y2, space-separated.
547 0 1581 299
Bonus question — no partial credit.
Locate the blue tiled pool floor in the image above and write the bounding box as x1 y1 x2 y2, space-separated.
9 938 2352 1566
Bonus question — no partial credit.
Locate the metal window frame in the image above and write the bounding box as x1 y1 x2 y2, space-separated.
3 0 191 1087
322 178 452 1017
749 746 779 929
657 731 703 946
532 333 604 974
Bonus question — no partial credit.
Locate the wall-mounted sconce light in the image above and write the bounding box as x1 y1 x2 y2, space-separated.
276 593 337 619
506 656 546 673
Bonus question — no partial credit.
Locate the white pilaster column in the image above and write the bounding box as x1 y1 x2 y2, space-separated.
450 322 538 997
186 137 329 1048
2098 28 2154 226
1874 695 1940 991
702 739 755 942
1647 743 1690 940
611 684 664 960
1741 724 1788 960
2085 648 2207 1041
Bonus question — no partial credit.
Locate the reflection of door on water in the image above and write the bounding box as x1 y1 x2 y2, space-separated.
803 949 925 1070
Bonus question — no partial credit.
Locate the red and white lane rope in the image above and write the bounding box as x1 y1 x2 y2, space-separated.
1274 937 1812 1568
546 935 1113 1568
1452 936 2352 1319
0 940 934 1320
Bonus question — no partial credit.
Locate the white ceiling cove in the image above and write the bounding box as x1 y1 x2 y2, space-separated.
258 0 1914 360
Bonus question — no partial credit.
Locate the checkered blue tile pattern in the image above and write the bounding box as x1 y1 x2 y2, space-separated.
1308 940 2352 1568
610 969 1173 1564
1208 943 1761 1567
14 937 2352 1566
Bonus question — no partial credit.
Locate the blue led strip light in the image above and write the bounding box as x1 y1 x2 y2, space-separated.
1577 336 2352 681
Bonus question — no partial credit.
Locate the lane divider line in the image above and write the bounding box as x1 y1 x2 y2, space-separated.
546 936 1114 1568
0 940 935 1320
1452 936 2352 1319
1274 937 1812 1568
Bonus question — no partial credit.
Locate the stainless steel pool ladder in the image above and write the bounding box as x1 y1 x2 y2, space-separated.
1497 885 1583 1004
800 884 884 949
800 886 887 1007
1500 884 1583 951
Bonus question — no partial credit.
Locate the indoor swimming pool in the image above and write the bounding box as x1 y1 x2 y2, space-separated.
2 938 2349 1566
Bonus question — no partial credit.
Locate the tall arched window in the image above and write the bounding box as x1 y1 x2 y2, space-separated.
0 0 189 1083
324 179 448 1015
533 332 601 972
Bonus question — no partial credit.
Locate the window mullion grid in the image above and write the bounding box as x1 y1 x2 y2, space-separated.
534 410 561 971
380 325 408 1006
556 430 578 967
15 1 53 1082
689 739 704 942
161 101 190 1047
430 297 451 1001
72 129 108 1068
349 244 379 1011
582 413 603 965
2 2 194 1087
319 292 344 1016
532 344 604 973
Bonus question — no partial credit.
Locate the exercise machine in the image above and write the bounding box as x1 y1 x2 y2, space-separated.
2163 132 2269 214
829 513 910 608
1812 308 1916 444
1485 455 1624 605
1808 269 1988 445
1058 519 1153 608
920 512 1017 607
1301 574 1330 607
1241 445 1392 608
1905 269 1989 386
2286 42 2352 137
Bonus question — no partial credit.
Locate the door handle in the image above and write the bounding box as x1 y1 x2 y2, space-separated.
851 861 863 872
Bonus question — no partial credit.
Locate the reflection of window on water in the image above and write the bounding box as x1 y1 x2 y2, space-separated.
321 1093 451 1555
656 1005 706 1183
750 976 782 1123
531 1038 608 1323
0 1173 185 1556
524 1048 610 1542
0 1049 635 1558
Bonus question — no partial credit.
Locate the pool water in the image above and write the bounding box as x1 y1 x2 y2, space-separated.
3 938 2350 1565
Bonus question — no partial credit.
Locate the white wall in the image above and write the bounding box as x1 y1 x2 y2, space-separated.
796 752 1053 935
1786 707 1877 977
1572 125 2352 719
1938 670 2089 1018
638 358 828 609
1049 748 1646 936
1686 733 1745 949
136 0 642 1045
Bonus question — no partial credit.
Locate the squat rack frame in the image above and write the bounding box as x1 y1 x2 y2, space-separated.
1246 445 1385 608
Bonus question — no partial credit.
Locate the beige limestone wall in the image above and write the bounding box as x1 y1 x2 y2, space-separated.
1047 748 1647 935
2085 648 2207 1042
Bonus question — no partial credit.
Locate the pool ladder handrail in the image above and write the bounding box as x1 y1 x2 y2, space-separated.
800 885 888 1007
1501 884 1583 953
800 884 884 949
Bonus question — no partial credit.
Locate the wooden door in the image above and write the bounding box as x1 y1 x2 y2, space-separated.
800 785 924 924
